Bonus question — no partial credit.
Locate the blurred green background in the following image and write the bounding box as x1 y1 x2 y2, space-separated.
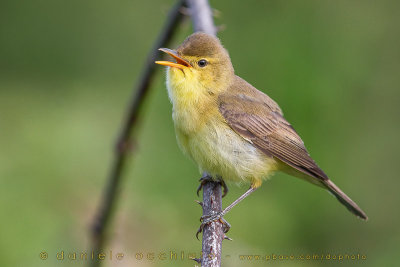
1 0 399 266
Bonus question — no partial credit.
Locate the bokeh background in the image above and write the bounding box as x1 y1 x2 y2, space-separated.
1 0 399 266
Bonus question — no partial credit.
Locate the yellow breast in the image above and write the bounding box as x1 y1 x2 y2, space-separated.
165 68 278 187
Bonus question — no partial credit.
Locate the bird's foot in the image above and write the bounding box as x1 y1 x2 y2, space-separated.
196 175 213 197
219 178 229 198
196 212 231 240
197 175 229 198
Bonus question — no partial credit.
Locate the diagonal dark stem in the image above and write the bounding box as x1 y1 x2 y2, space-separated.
89 1 186 266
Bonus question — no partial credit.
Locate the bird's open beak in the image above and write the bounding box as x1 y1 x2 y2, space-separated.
155 48 191 69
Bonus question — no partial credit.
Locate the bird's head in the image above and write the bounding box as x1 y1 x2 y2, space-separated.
156 32 234 94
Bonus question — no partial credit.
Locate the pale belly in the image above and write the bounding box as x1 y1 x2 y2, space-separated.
174 118 278 187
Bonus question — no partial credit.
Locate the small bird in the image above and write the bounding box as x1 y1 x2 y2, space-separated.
155 32 367 230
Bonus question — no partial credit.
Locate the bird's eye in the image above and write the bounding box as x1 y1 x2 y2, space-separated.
197 59 208 67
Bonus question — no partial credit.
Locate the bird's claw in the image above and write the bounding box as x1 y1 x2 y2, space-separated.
219 178 229 198
196 175 213 197
196 212 231 240
196 175 229 198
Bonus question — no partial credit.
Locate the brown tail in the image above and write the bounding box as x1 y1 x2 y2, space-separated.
322 179 368 220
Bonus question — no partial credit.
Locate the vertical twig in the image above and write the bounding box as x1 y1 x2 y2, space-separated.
186 0 217 36
90 0 223 267
89 1 186 266
185 1 223 266
200 175 224 266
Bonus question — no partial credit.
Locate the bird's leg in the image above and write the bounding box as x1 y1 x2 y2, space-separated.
197 186 257 236
196 174 229 198
221 186 257 216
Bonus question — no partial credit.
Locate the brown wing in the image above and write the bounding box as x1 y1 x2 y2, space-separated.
218 81 328 181
218 77 369 220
